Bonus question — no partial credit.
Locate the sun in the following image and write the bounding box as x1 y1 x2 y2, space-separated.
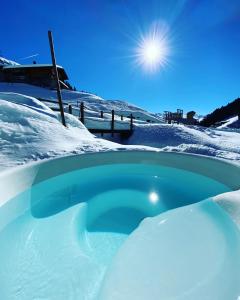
134 23 171 73
143 40 161 63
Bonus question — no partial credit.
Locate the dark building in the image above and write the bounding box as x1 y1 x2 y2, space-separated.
0 64 69 89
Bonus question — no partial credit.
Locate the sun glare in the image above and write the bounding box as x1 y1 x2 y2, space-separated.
149 192 159 204
134 22 171 73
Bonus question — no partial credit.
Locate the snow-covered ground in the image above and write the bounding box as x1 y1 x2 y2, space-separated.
0 92 156 170
123 124 240 161
217 115 240 130
0 83 162 123
0 78 240 170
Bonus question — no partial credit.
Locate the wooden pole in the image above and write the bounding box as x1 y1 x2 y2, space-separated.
68 104 72 114
121 115 123 121
130 113 133 131
111 109 115 137
48 30 66 127
80 102 84 124
100 111 103 118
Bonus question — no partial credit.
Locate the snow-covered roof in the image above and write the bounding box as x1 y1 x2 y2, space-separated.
2 64 64 69
0 57 19 66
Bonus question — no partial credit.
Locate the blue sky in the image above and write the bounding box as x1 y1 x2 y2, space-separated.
1 0 240 114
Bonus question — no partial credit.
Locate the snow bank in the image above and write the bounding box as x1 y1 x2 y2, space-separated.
0 95 122 170
0 92 56 118
123 124 240 161
100 200 240 300
217 115 240 129
214 189 240 229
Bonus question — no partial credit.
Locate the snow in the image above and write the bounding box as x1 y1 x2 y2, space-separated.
217 115 240 129
0 77 240 300
2 64 64 69
0 82 240 169
0 57 19 66
0 83 149 112
99 199 240 300
213 190 240 229
0 93 123 170
122 124 240 161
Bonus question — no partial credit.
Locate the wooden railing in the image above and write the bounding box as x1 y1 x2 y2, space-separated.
37 98 134 136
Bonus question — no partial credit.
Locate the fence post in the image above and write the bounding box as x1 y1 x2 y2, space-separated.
68 104 72 114
111 110 115 137
80 102 84 124
121 115 123 121
130 113 133 131
48 30 66 127
100 111 103 118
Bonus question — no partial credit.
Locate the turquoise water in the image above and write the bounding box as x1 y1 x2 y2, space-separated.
0 163 238 299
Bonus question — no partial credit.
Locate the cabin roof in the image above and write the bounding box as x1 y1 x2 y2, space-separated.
3 64 63 69
2 64 68 80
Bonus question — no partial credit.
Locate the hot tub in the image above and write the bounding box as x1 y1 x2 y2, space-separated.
0 151 239 300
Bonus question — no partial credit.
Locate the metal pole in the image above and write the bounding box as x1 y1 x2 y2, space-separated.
48 30 66 127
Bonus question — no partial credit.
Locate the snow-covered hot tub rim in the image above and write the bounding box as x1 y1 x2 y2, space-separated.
0 150 239 203
0 150 239 231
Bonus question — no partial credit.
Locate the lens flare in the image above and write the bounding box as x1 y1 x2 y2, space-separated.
134 22 171 73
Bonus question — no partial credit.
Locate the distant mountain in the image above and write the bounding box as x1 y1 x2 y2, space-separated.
200 98 240 127
0 56 19 66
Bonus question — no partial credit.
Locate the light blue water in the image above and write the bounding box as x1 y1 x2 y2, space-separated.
0 163 238 299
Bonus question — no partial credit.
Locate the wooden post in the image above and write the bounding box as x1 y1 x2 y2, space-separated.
100 111 103 136
121 115 123 121
130 113 133 131
111 109 114 137
68 104 72 114
80 102 84 124
48 30 66 127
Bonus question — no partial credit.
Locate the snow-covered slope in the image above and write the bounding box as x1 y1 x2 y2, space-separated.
122 124 240 161
217 115 240 129
0 83 162 122
0 93 124 170
0 86 240 170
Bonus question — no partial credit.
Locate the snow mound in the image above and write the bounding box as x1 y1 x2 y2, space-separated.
123 124 240 161
217 116 240 129
0 95 121 170
100 200 240 300
0 92 56 119
214 189 240 228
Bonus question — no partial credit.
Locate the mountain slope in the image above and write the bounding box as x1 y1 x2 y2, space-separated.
200 98 240 127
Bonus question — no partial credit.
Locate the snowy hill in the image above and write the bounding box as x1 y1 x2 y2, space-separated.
0 92 156 170
0 83 162 124
0 92 122 169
